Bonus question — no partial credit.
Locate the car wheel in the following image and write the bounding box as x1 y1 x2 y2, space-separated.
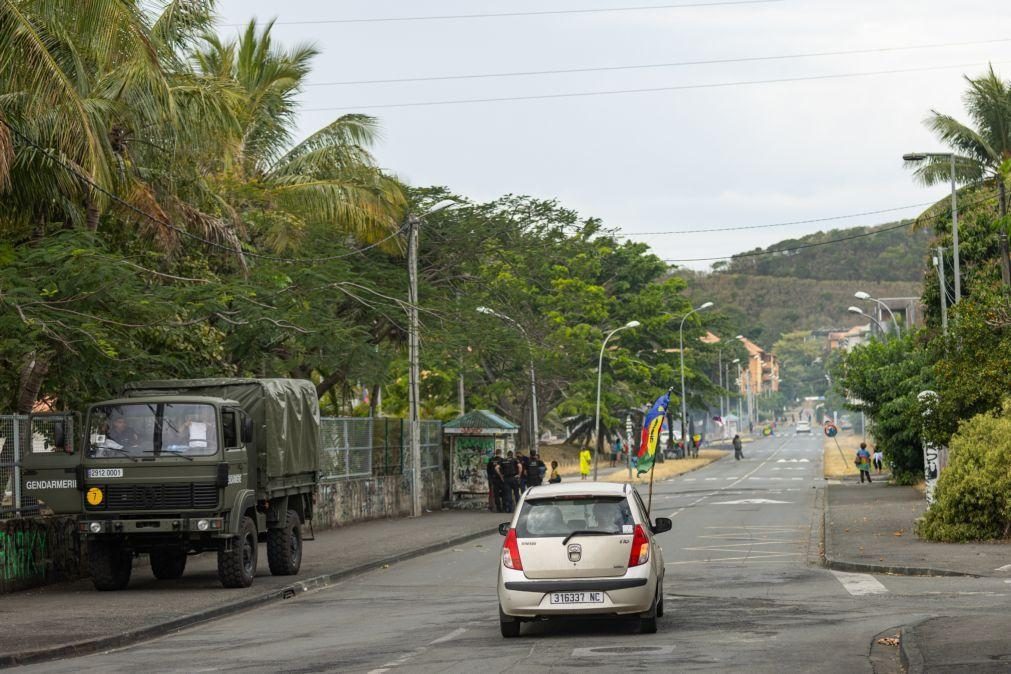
499 605 521 638
640 588 659 634
656 583 665 618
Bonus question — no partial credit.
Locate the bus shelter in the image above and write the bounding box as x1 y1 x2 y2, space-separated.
445 410 518 498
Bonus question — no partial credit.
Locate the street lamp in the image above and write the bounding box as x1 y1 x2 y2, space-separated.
855 291 900 336
848 305 886 335
407 199 459 518
592 320 641 481
679 302 714 450
904 152 959 302
732 358 743 433
476 306 540 457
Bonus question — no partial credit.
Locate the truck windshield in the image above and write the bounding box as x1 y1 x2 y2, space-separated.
87 403 218 458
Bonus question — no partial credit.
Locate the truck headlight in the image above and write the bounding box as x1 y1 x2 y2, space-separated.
89 522 103 534
197 519 210 531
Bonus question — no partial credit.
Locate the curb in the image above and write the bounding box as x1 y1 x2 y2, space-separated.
899 620 927 674
821 494 977 578
0 525 500 668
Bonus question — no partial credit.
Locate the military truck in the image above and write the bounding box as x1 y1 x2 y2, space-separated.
22 378 321 590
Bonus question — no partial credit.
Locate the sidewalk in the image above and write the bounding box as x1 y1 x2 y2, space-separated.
824 480 1011 577
0 510 504 667
899 614 1011 673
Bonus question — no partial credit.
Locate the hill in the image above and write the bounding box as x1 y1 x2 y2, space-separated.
713 220 931 283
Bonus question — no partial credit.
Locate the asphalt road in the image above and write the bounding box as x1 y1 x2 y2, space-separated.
28 433 1011 673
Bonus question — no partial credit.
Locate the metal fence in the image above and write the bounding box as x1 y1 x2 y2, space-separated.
319 417 443 481
0 415 71 518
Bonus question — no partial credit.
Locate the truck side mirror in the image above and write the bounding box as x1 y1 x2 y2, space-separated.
241 416 254 444
53 420 66 451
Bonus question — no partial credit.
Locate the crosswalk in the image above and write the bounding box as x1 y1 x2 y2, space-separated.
831 570 889 596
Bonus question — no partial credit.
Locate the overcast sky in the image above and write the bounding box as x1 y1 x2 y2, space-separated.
216 0 1011 270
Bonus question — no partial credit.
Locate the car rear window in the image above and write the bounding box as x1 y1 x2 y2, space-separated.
515 496 634 538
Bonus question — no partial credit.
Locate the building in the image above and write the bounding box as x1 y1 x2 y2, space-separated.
736 337 780 396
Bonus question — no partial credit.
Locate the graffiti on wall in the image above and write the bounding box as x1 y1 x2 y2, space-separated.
452 436 495 494
0 529 46 581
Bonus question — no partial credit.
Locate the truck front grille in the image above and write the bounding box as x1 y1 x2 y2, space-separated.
92 483 219 511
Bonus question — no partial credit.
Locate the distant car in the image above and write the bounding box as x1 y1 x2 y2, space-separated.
796 421 812 434
497 482 670 638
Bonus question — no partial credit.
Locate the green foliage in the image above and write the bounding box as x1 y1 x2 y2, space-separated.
834 334 933 484
918 402 1011 541
773 331 829 402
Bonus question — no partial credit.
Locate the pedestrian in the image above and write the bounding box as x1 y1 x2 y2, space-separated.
527 451 545 488
732 434 744 461
487 449 505 512
548 460 562 484
611 437 621 467
691 433 701 459
855 442 872 483
517 450 530 491
579 446 592 480
872 446 884 474
501 450 521 510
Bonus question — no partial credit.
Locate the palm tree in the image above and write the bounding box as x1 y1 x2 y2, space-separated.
907 66 1011 282
194 21 405 252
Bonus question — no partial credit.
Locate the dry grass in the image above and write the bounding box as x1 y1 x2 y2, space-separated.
600 449 728 484
824 432 864 478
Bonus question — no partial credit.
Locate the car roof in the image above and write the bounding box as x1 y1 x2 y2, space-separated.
523 482 630 499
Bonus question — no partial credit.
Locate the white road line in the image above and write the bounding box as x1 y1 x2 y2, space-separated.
831 570 889 596
995 563 1011 572
429 628 468 645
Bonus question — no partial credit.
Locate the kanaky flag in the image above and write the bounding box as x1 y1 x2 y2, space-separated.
637 391 671 475
712 416 724 427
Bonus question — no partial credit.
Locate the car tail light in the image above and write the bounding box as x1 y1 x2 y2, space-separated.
628 524 650 567
502 528 524 570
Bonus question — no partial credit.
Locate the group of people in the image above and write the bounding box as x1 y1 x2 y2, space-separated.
854 442 885 483
487 449 561 513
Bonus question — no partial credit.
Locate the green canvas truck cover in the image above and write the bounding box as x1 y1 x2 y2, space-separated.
120 378 321 480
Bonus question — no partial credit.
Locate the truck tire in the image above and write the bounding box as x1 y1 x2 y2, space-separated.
150 548 187 580
267 509 302 576
217 516 257 588
88 540 132 591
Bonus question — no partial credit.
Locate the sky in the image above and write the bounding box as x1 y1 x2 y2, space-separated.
215 0 1011 270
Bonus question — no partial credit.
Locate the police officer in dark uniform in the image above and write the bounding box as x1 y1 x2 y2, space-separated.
526 451 546 488
500 450 521 512
487 449 505 512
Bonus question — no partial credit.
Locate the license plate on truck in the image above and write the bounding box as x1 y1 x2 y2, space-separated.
549 591 604 605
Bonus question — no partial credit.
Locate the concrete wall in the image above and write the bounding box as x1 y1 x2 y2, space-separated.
0 516 86 593
312 468 445 529
0 469 446 594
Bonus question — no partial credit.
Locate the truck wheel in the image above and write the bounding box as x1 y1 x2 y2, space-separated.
150 548 187 580
88 540 132 591
218 516 257 588
267 509 302 576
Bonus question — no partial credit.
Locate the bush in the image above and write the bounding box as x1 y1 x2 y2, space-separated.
917 402 1011 542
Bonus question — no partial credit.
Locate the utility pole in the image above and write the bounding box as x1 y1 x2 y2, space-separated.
407 214 422 518
934 247 949 336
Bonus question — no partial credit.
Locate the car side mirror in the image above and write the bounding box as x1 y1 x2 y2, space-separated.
651 517 673 535
241 416 254 444
498 522 511 536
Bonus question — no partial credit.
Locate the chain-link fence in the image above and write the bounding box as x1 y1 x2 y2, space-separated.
0 415 68 518
320 417 442 481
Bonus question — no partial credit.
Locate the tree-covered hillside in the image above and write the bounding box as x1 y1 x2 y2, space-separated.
714 220 931 282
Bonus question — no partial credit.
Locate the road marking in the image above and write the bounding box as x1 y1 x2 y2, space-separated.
429 628 467 645
711 499 791 505
705 477 717 481
831 570 889 596
996 564 1011 572
573 645 675 657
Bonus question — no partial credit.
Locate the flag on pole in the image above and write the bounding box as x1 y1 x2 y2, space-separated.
637 390 671 475
712 416 724 427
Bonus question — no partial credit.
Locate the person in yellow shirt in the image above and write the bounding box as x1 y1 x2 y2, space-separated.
579 447 592 480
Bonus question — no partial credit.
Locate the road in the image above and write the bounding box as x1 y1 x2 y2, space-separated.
28 433 1011 672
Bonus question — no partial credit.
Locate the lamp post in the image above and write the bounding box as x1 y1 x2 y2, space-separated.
848 305 886 335
904 152 960 302
733 358 743 434
855 291 900 337
679 302 714 449
476 306 539 457
407 200 458 518
592 320 641 481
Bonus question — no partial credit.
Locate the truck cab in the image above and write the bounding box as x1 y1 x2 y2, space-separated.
22 378 320 591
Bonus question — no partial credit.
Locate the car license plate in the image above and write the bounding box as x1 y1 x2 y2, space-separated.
549 591 604 605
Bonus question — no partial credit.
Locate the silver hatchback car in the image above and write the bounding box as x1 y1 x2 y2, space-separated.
496 482 671 637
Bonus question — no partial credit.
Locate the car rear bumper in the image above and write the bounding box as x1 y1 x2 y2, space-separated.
499 572 657 618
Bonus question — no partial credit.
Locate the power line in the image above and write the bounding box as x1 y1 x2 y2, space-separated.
302 60 1011 112
661 196 991 263
622 202 931 236
1 119 407 265
227 0 781 27
308 37 1011 87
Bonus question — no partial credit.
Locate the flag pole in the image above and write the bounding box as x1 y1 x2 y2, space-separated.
647 455 657 516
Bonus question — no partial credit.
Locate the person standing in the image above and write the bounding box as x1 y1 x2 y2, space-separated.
502 450 521 510
516 450 530 491
487 450 505 512
579 446 592 480
732 434 744 461
527 451 545 488
611 437 622 467
872 446 884 474
855 442 872 483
